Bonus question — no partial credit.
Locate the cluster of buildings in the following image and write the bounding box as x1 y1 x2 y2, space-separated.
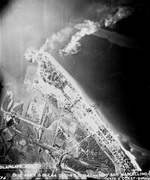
24 47 141 174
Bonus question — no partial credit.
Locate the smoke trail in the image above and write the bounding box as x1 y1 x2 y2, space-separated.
59 20 100 56
59 6 133 56
42 26 73 53
104 6 133 27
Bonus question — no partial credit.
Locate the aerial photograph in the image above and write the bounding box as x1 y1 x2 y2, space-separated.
0 0 150 179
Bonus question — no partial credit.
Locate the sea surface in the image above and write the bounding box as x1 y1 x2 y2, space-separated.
0 0 150 171
54 34 150 171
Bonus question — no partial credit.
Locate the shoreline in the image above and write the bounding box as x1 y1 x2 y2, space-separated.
78 82 150 157
1 62 149 171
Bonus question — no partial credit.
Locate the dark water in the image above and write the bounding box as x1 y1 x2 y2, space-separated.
1 0 150 171
63 35 150 151
56 34 150 171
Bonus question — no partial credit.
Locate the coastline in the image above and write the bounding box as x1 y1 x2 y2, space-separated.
1 58 149 172
77 81 150 170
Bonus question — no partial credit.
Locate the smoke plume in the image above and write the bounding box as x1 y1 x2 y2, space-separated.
59 20 100 56
43 26 74 53
0 0 134 81
59 5 132 56
39 1 133 56
103 6 133 27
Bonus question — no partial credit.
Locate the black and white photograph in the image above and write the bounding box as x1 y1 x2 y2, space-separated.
0 0 150 179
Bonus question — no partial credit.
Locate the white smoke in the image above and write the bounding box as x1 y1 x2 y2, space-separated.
24 47 38 63
59 6 133 56
59 20 100 56
104 6 133 27
43 26 73 52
